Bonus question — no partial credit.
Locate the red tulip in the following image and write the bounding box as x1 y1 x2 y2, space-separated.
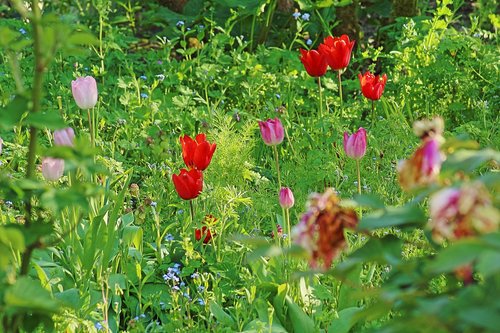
318 35 355 70
299 49 328 77
358 72 387 101
195 226 213 244
180 134 216 171
172 168 203 200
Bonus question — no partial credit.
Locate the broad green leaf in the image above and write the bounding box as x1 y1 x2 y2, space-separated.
0 95 29 129
425 239 487 274
209 301 235 327
0 226 25 251
443 148 500 172
285 296 316 333
25 110 66 129
358 205 426 230
476 250 500 278
328 307 364 333
122 225 143 251
55 288 81 309
5 277 61 314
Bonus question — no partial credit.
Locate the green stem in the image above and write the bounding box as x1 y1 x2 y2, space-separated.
338 70 343 107
356 159 361 195
87 108 95 147
371 100 375 127
189 200 195 226
285 208 291 248
318 76 323 119
272 145 282 190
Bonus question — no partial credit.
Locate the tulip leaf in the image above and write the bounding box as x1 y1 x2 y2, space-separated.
327 307 364 333
358 204 426 230
25 110 67 130
0 95 29 129
209 301 236 327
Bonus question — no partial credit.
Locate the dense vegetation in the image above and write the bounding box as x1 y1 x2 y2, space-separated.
0 0 499 332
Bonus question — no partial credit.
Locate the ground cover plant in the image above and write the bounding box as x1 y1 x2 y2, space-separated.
0 0 499 332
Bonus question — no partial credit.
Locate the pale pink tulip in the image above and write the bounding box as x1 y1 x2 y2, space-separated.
71 76 98 109
42 157 65 181
54 128 75 147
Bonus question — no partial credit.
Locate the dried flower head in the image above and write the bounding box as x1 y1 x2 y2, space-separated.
292 188 358 269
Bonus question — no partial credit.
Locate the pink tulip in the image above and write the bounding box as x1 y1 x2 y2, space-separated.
71 76 98 109
54 128 75 147
258 118 284 146
42 157 65 181
279 187 295 209
343 128 367 160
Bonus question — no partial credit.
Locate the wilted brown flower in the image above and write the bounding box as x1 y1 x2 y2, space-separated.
429 182 499 243
292 188 358 269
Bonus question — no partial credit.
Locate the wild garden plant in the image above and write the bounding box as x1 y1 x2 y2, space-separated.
0 0 499 332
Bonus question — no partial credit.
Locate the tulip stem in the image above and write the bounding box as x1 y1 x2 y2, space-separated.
285 207 291 248
318 76 323 119
189 200 195 225
87 108 95 147
338 70 343 107
356 159 361 195
272 145 282 190
371 100 375 127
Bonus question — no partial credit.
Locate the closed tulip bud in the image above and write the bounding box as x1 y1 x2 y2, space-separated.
172 168 203 200
358 72 387 101
318 34 355 70
343 128 367 160
279 187 295 209
180 133 217 171
71 76 98 109
195 226 213 244
299 49 328 77
42 157 65 181
258 118 284 146
53 127 75 147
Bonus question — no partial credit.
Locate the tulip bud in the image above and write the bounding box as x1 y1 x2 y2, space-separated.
343 128 367 160
318 34 355 71
180 133 216 171
358 72 387 101
258 118 284 146
41 157 65 181
195 226 213 244
71 76 98 109
53 127 75 147
279 187 295 209
299 49 328 77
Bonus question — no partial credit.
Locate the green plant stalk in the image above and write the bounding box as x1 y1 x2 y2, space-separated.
154 207 163 265
318 76 323 119
272 145 282 189
371 100 375 126
338 70 343 106
356 159 361 195
20 0 45 277
88 108 95 147
285 208 291 249
189 200 195 226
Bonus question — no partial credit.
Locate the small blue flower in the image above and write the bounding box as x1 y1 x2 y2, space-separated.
275 93 281 99
186 27 191 31
197 298 205 306
95 322 103 330
292 12 301 20
5 201 13 207
306 38 313 46
172 285 180 291
183 292 191 300
301 13 310 21
176 20 185 27
198 25 205 29
139 75 147 80
165 234 174 242
140 314 146 318
84 67 89 71
19 28 26 35
140 93 148 98
134 316 139 321
191 272 199 279
198 286 205 292
180 282 185 287
177 209 184 215
282 234 288 240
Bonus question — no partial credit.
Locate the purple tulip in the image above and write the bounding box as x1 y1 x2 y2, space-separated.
54 128 75 147
343 128 367 160
42 157 65 181
71 76 98 109
279 187 295 209
258 118 284 146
